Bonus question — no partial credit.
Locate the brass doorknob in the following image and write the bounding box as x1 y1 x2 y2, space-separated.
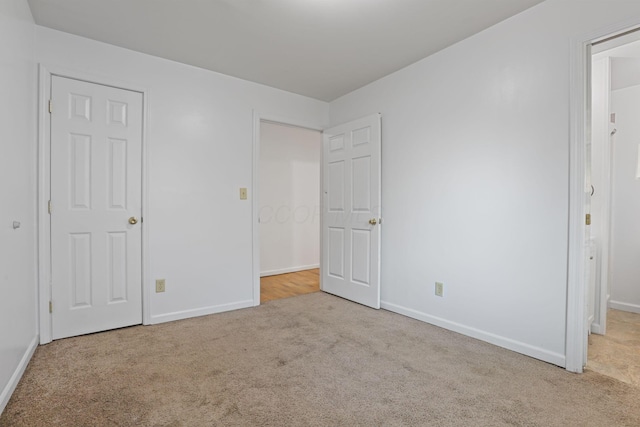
369 218 377 226
129 217 138 225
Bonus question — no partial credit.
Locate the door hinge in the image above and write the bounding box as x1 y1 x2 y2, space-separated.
585 213 591 225
48 100 52 114
48 200 52 214
49 301 53 313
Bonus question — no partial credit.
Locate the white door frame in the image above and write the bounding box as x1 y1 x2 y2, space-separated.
566 19 640 373
251 111 324 306
37 65 151 344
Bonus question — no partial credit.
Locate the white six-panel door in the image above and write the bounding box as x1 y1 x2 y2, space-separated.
50 76 143 339
322 114 381 308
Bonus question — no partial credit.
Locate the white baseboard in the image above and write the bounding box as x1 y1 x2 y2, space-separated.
609 300 640 314
149 300 254 324
591 322 604 335
0 334 38 415
380 301 566 368
260 264 319 277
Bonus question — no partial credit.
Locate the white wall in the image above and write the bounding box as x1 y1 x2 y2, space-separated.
330 0 640 366
259 122 320 276
0 0 38 414
36 26 329 323
609 85 640 313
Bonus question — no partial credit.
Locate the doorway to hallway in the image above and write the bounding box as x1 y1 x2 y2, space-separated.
585 28 640 380
258 121 322 303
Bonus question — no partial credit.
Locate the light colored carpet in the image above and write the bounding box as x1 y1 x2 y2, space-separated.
1 292 639 426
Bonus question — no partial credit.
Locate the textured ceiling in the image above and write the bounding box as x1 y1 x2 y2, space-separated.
27 0 544 101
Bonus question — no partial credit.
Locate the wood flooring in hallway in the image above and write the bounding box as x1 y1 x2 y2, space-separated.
260 268 320 303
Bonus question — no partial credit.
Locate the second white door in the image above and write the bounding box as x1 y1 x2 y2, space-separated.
50 75 143 340
322 114 381 308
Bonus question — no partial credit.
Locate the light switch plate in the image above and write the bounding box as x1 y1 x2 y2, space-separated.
435 282 444 297
156 279 166 293
240 188 248 200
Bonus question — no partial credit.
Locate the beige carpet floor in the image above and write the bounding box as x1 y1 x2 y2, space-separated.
1 292 639 426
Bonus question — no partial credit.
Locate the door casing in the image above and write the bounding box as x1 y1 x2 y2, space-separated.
37 64 150 344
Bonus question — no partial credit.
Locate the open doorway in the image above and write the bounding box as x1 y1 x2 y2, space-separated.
587 31 640 386
257 121 322 303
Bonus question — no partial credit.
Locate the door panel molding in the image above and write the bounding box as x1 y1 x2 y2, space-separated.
37 65 150 344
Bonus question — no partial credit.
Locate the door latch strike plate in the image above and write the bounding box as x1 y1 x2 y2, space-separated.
585 213 591 225
49 301 53 313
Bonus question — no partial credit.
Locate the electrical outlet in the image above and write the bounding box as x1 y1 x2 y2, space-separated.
240 188 248 200
435 282 444 297
156 279 166 293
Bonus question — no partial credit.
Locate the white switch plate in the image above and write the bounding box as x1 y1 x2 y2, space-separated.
156 279 166 293
240 188 248 200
